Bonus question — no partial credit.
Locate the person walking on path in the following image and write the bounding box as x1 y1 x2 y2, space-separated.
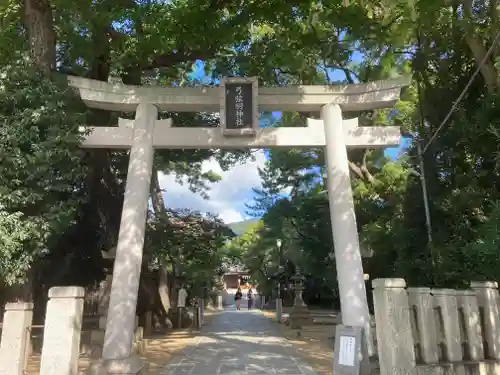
234 287 243 310
247 287 254 310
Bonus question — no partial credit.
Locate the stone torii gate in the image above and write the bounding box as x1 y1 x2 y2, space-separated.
68 75 410 374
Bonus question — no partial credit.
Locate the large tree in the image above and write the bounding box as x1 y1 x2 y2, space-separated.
0 0 260 305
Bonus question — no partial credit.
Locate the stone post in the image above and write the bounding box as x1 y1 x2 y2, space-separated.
0 302 33 375
97 274 113 328
455 290 484 361
407 287 439 364
144 311 152 337
89 255 114 358
132 316 144 355
372 278 415 375
39 287 85 375
199 297 205 326
321 103 373 355
431 289 463 362
92 103 157 374
276 296 283 324
193 299 201 330
471 281 500 359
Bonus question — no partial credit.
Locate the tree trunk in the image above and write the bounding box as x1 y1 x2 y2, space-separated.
150 165 174 313
86 24 123 250
23 0 56 73
150 166 167 219
462 0 499 93
158 266 171 311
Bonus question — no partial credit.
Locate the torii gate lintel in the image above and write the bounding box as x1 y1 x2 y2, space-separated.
68 75 411 113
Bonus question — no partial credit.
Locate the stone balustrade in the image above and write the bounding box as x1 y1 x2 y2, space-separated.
0 286 146 375
373 278 500 375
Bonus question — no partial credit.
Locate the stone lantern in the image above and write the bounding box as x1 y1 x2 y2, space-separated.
288 267 311 329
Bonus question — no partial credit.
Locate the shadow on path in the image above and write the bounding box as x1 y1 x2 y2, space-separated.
160 307 319 375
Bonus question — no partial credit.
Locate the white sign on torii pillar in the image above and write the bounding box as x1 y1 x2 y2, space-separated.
68 75 410 374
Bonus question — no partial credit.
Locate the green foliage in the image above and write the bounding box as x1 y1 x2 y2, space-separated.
222 221 277 297
0 210 41 285
0 61 88 284
3 0 500 302
147 209 233 294
458 202 500 282
236 0 500 301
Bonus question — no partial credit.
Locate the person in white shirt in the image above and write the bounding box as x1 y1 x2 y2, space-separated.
178 284 188 308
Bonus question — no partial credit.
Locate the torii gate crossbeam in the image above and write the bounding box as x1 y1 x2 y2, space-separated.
80 117 401 149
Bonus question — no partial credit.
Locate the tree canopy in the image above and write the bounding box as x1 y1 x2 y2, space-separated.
222 0 500 306
1 0 500 310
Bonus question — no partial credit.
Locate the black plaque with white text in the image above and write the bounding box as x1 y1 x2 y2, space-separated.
225 82 253 129
220 77 258 135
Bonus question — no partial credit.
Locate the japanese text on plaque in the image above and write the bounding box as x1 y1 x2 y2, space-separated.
234 86 244 127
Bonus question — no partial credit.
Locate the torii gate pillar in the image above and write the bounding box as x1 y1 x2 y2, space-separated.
89 103 158 374
322 103 374 355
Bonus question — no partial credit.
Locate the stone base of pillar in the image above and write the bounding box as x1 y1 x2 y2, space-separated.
173 307 192 329
143 311 152 337
261 299 277 310
275 298 283 323
89 329 105 358
86 355 145 375
133 326 145 354
289 305 311 329
87 316 144 358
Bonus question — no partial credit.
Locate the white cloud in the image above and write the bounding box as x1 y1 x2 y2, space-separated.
279 186 293 196
158 150 266 224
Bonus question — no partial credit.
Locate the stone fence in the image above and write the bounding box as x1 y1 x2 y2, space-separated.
372 278 500 375
0 286 147 375
0 285 214 375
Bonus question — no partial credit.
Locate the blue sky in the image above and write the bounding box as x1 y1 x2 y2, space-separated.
158 61 409 223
